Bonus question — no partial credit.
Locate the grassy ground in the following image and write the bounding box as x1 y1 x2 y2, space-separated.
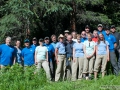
0 64 120 90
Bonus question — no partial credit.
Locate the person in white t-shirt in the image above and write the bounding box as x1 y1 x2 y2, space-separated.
35 38 51 81
83 33 96 80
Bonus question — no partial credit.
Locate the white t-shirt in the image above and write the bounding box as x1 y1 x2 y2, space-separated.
83 40 95 55
35 46 48 61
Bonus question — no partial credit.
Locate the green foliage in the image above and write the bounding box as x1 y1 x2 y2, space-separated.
0 64 120 90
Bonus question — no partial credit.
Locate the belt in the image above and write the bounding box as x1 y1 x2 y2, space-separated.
59 54 66 55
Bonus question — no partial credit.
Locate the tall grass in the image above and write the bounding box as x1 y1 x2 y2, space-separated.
0 64 120 90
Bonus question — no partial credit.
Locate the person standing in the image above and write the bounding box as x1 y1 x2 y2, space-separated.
92 30 99 42
35 38 51 81
65 35 75 80
71 31 77 43
105 27 119 75
14 39 22 66
94 33 109 79
55 34 66 81
64 30 70 41
51 34 57 80
80 31 88 42
83 34 96 80
0 37 15 68
72 36 84 81
110 25 120 66
85 25 92 36
44 37 55 80
21 39 35 66
97 24 106 36
31 37 38 50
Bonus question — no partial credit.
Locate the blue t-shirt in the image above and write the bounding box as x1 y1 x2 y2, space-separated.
0 44 15 66
98 30 106 37
14 47 22 64
80 37 88 42
96 41 109 55
44 43 54 61
31 44 37 50
104 34 116 52
56 42 66 54
73 43 84 57
51 42 57 49
21 46 35 66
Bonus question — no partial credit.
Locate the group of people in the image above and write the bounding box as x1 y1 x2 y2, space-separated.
0 24 120 82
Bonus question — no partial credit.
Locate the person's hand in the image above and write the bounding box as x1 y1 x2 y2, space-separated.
56 59 59 64
107 57 109 61
87 56 91 59
73 58 76 63
35 61 38 65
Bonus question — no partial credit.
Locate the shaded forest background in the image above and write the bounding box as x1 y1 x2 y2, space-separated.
0 0 119 43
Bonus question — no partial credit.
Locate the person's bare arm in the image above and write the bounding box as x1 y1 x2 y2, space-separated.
107 45 109 61
46 51 48 62
73 48 76 62
35 51 38 64
55 48 59 63
114 43 117 49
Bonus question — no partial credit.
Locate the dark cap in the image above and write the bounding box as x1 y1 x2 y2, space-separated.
105 26 110 30
111 25 115 28
44 37 49 40
85 25 90 29
39 38 43 42
32 37 37 40
98 24 103 27
24 39 30 43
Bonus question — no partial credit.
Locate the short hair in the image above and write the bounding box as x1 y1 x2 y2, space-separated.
16 39 21 42
71 31 77 34
6 36 11 40
51 34 56 39
77 34 81 38
93 30 98 34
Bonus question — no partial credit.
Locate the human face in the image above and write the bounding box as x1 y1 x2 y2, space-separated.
77 37 80 43
39 41 43 46
32 39 37 45
110 28 115 33
99 34 104 40
44 39 49 44
59 37 63 42
72 32 77 39
6 38 11 45
87 35 92 41
52 36 56 42
98 27 103 31
81 31 86 38
25 42 30 47
16 41 21 47
85 28 90 33
67 35 72 42
105 30 110 35
64 33 69 37
93 32 98 38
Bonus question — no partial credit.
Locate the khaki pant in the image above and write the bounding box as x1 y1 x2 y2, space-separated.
72 57 84 81
94 55 107 73
55 55 66 81
83 56 95 74
36 60 51 80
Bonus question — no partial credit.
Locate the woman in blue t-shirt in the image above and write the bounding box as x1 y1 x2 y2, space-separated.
94 33 109 79
72 36 84 81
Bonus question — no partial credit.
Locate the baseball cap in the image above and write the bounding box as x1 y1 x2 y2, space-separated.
85 25 90 29
64 30 69 33
111 25 115 28
24 39 30 43
32 37 37 41
105 26 110 30
39 38 43 42
44 37 49 40
98 24 103 27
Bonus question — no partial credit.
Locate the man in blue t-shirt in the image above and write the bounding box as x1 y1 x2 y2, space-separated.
80 31 88 42
44 37 55 80
105 27 119 75
22 39 35 66
0 37 15 68
97 24 106 37
31 37 38 50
